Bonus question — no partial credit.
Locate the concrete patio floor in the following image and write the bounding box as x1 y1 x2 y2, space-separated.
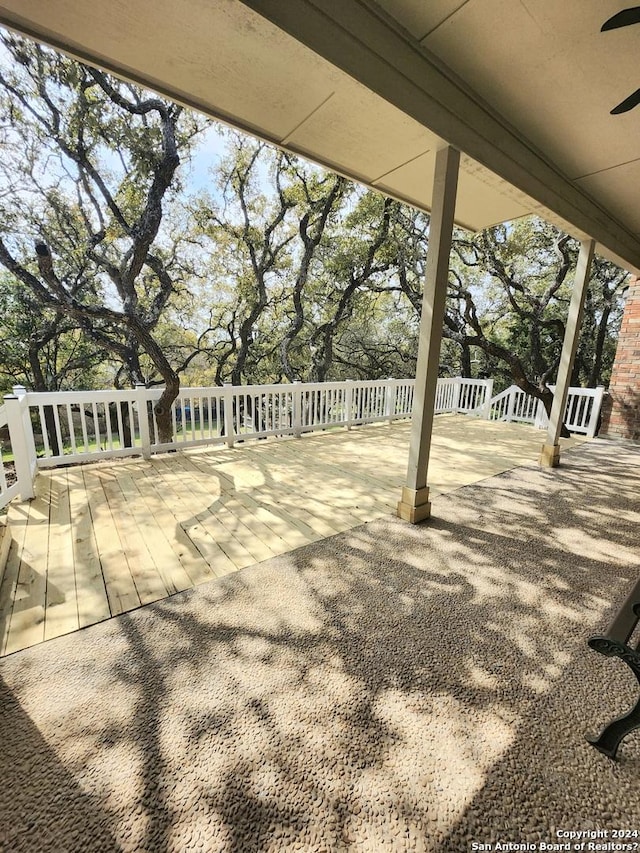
0 437 638 852
0 415 583 656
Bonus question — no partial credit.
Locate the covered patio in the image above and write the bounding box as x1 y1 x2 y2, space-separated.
0 1 640 850
0 416 584 656
1 438 638 852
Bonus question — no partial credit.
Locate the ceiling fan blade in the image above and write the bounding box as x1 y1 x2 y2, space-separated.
602 7 640 31
611 87 640 113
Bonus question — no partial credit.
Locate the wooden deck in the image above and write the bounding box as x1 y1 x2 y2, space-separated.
0 416 584 656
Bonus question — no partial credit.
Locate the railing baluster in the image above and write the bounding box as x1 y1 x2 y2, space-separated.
38 405 50 456
79 405 90 453
127 401 136 448
65 404 77 455
52 406 64 457
105 403 114 451
179 396 185 441
0 448 7 493
92 402 100 450
115 403 125 450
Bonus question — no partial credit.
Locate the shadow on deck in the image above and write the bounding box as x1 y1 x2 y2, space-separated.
0 416 584 656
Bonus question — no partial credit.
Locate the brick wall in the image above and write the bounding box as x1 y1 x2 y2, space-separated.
600 275 640 440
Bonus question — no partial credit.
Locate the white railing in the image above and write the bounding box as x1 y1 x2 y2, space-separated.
489 385 540 425
0 376 602 507
0 387 38 510
6 377 489 472
435 376 494 418
487 384 605 438
0 402 20 509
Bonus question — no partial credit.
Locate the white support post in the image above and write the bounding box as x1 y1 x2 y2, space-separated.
292 380 302 438
540 239 595 467
397 146 460 523
345 380 353 431
534 398 547 430
453 376 462 413
386 378 395 424
506 386 516 424
223 383 235 448
4 389 36 501
481 378 494 420
586 386 605 439
135 384 151 460
14 386 38 479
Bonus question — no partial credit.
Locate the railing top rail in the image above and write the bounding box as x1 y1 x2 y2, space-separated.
489 385 519 401
22 388 141 404
111 379 418 398
19 376 491 406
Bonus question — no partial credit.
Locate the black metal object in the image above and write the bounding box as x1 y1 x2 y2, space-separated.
611 87 640 115
602 7 640 32
586 579 640 760
601 7 640 113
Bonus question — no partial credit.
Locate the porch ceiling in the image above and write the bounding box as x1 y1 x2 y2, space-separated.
0 1 639 272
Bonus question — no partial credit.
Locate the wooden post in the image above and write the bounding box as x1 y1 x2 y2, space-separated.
386 378 395 424
534 397 547 430
223 383 235 448
453 376 462 412
397 146 460 523
13 386 38 474
345 380 353 431
292 380 302 438
587 386 605 439
506 386 516 424
481 378 494 419
135 384 151 459
4 389 36 501
540 239 595 467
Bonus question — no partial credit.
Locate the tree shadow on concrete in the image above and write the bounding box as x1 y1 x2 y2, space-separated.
1 439 638 851
0 674 120 852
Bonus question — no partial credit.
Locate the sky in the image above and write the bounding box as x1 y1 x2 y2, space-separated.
183 123 230 194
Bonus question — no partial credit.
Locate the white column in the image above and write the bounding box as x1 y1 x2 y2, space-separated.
385 378 396 424
481 378 494 420
397 146 459 523
292 380 303 438
135 383 151 459
540 238 595 467
4 389 36 501
223 383 235 448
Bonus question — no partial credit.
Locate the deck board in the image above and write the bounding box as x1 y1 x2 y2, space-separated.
5 476 51 654
68 467 111 629
0 501 31 655
44 468 79 642
0 417 585 656
131 472 224 585
83 469 140 616
117 472 194 595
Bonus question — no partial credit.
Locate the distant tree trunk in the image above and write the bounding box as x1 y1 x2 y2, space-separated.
460 341 472 378
108 402 132 448
588 302 612 387
28 343 60 456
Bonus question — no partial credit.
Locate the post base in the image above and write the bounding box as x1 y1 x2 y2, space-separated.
539 443 561 468
396 486 431 524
